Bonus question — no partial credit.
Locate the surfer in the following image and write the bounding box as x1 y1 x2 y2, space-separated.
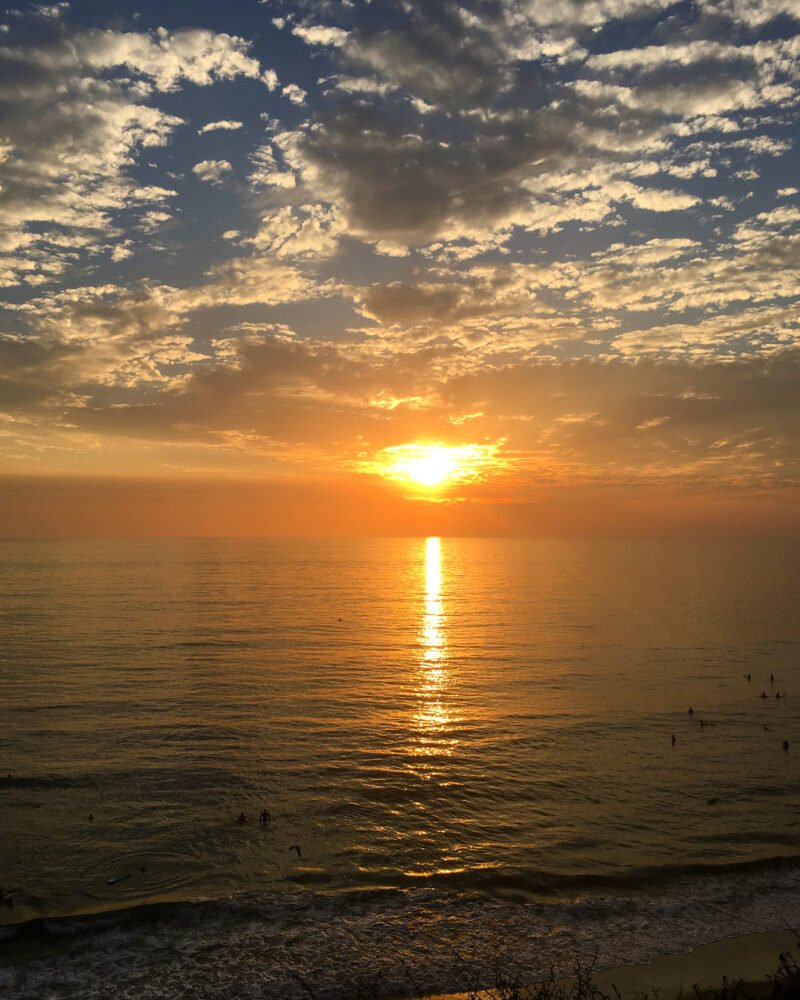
259 809 271 825
289 845 303 858
237 812 247 824
671 734 676 747
784 740 790 753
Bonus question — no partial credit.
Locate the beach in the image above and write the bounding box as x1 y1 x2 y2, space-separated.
425 929 800 999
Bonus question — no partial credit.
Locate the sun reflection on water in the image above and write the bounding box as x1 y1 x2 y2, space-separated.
413 537 455 742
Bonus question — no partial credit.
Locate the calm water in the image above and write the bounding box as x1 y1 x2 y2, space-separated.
2 537 800 998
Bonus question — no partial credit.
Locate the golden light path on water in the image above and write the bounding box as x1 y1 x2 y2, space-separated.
413 537 455 747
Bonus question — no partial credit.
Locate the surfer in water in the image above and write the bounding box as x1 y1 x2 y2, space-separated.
237 812 247 824
259 809 271 825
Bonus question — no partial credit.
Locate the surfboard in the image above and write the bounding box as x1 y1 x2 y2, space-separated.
106 873 132 885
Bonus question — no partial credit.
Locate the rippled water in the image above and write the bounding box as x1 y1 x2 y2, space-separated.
2 537 800 997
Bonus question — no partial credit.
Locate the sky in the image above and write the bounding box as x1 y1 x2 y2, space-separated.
0 0 799 536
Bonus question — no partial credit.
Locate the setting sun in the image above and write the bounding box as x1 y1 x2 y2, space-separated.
399 446 459 487
364 442 505 492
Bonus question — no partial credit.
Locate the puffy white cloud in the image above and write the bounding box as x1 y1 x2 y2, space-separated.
192 159 233 185
292 24 349 48
281 83 307 105
198 119 244 134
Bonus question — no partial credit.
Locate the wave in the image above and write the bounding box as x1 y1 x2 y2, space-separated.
386 853 800 896
0 775 84 790
3 854 800 999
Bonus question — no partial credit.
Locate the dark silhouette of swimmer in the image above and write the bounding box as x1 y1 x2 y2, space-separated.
289 845 303 858
743 673 751 682
237 812 247 824
259 809 271 825
89 813 94 821
671 734 676 747
770 673 775 685
759 691 768 699
764 725 773 732
688 707 694 716
783 740 790 753
776 692 788 700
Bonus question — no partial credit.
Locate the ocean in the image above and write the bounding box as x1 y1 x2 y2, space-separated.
2 537 799 998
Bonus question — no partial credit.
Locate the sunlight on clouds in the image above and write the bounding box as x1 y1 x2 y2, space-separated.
0 0 799 528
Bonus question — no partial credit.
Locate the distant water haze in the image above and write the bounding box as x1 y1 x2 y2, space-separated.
2 538 800 997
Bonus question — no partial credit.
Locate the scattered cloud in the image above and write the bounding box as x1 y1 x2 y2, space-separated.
0 0 798 510
198 119 244 135
192 159 234 185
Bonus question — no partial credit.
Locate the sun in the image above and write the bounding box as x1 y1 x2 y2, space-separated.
367 441 503 491
399 446 458 487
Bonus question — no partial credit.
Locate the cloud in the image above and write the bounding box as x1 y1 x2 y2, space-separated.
281 83 307 105
243 205 343 259
192 159 233 184
278 0 797 249
0 24 273 285
291 24 349 48
249 143 296 188
1 0 798 503
441 349 800 485
197 119 244 134
7 311 800 491
0 254 331 414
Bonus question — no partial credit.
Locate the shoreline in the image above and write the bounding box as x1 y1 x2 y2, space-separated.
2 895 798 998
428 928 800 1000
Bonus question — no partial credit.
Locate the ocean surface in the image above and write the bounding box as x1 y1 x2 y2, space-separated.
2 537 800 999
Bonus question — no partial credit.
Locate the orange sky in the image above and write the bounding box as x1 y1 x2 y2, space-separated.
2 474 798 538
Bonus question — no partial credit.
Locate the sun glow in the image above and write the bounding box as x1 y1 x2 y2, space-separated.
400 446 458 487
369 441 504 491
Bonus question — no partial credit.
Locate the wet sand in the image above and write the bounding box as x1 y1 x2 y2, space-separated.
429 928 799 999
